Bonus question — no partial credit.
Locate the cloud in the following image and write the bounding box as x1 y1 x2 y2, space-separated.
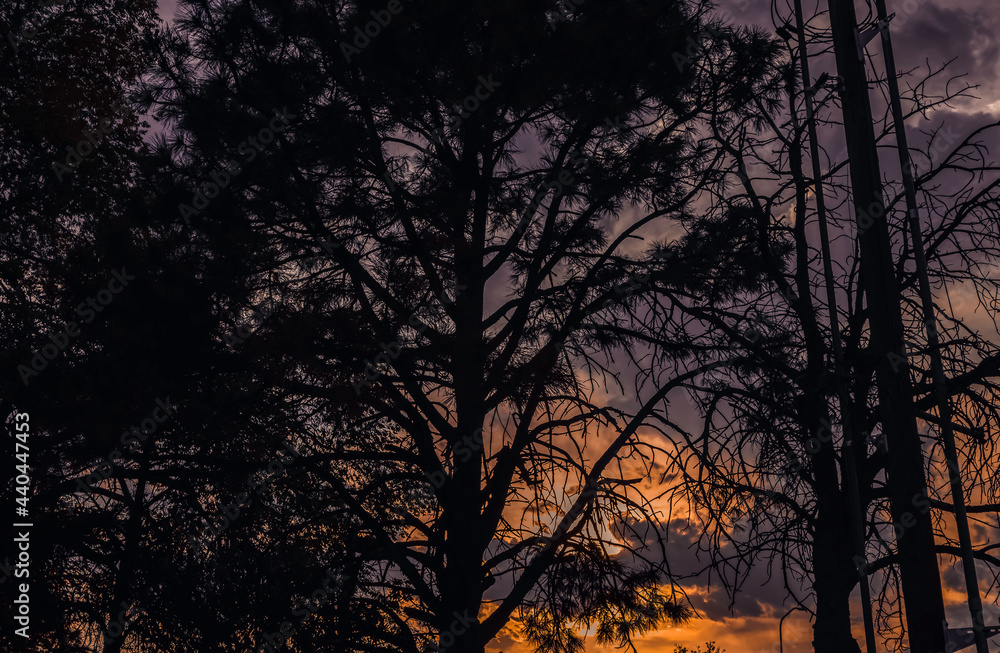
157 0 179 23
890 0 1000 116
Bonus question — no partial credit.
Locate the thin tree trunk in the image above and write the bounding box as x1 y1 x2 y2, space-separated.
810 420 863 653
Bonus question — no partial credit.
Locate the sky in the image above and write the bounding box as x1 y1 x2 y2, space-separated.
150 0 1000 651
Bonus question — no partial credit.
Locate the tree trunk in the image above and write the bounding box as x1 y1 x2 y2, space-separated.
825 1 947 649
811 482 863 653
438 204 487 653
786 88 865 653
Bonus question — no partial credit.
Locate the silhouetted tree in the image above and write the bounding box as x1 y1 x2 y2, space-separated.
664 5 1000 652
0 1 159 650
140 0 781 651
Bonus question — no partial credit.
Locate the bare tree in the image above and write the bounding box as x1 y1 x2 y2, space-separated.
660 3 1000 652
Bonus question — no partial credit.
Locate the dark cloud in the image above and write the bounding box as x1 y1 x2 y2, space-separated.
893 1 1000 92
